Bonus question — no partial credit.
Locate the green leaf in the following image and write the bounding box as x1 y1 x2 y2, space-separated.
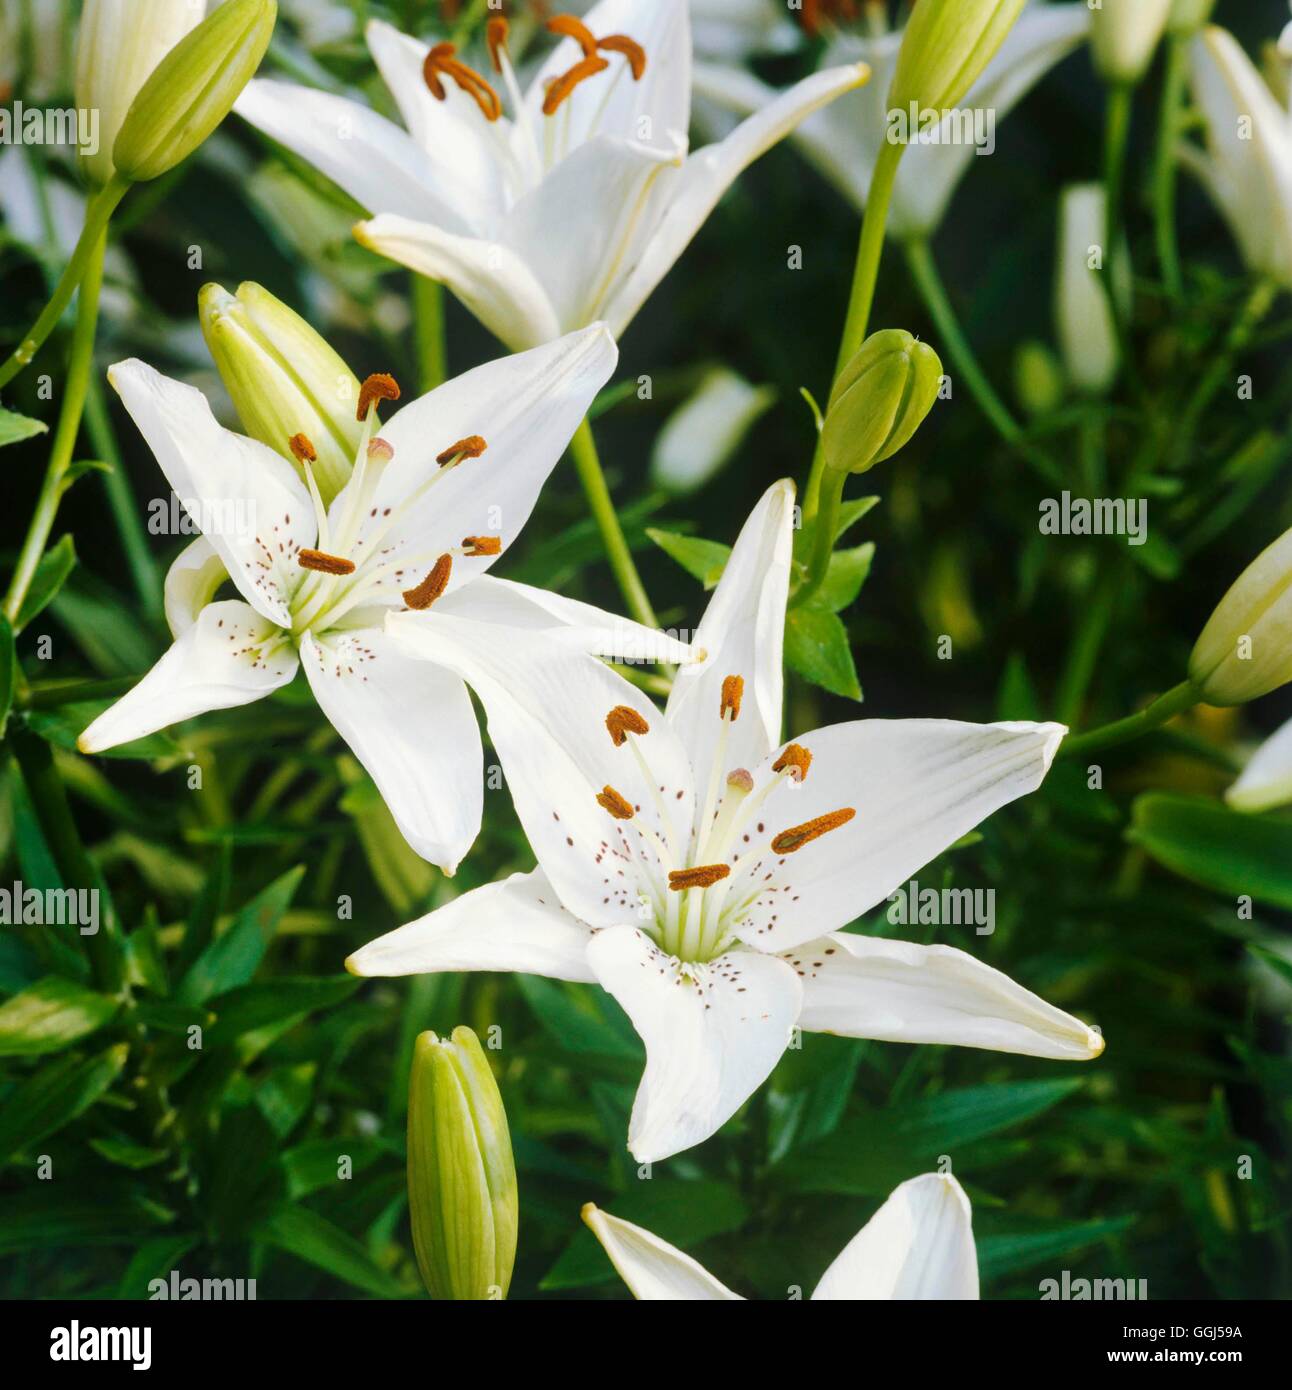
0 1042 129 1162
205 976 358 1047
283 1137 389 1199
542 1180 750 1290
177 865 305 1005
89 1137 169 1169
810 542 875 614
0 1186 172 1256
117 1234 200 1298
0 975 120 1056
15 535 76 631
1129 794 1292 909
793 495 880 566
259 1206 410 1298
979 1216 1136 1281
645 528 731 589
26 701 182 761
516 976 641 1060
785 606 861 700
0 405 48 448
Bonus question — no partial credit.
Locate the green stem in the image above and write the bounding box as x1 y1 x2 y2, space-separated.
569 418 658 629
1101 82 1136 384
793 466 845 608
902 238 1062 486
1053 563 1119 726
4 231 107 625
1060 679 1199 760
412 274 446 393
0 174 126 391
1152 35 1189 302
804 139 904 522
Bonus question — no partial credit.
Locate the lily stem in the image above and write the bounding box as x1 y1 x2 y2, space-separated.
4 230 107 625
412 274 447 392
793 466 845 609
0 173 126 392
1152 34 1189 302
569 417 658 630
902 237 1062 486
804 138 904 522
1060 679 1199 760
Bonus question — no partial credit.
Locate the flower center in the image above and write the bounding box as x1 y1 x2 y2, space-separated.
594 684 854 963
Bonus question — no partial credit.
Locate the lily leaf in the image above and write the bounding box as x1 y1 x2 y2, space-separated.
259 1206 411 1298
645 528 731 589
0 976 121 1056
16 534 76 631
0 1042 129 1163
785 606 862 700
0 405 48 448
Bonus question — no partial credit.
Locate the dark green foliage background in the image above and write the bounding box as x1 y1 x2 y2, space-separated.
0 0 1289 1299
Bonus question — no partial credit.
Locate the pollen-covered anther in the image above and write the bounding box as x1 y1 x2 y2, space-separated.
402 553 453 610
772 742 813 782
423 42 502 120
547 14 599 57
486 16 509 72
596 785 635 820
597 34 647 80
668 864 731 892
357 372 400 421
462 535 502 557
298 548 356 576
542 54 609 115
771 807 856 853
436 434 488 467
368 437 394 462
719 674 744 721
606 704 650 746
289 432 317 464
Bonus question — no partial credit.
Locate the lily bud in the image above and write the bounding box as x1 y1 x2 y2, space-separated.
407 1027 518 1301
200 281 362 504
1168 0 1216 36
1090 0 1173 85
822 329 943 476
113 0 277 183
75 0 206 188
1055 183 1124 396
1188 527 1292 706
888 0 1028 114
1014 340 1065 417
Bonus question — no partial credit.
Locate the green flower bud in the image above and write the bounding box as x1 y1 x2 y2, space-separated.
888 0 1028 115
1090 0 1173 86
1013 340 1065 418
822 329 943 475
75 0 206 188
113 0 277 183
408 1027 518 1301
200 281 361 505
1188 527 1292 707
1168 0 1217 36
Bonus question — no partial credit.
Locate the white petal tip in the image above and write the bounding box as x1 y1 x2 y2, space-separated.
343 953 365 977
849 62 872 88
1087 1028 1106 1058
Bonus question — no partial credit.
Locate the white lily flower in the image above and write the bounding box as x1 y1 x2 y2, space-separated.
350 480 1104 1163
1226 717 1292 813
1183 24 1292 290
1056 183 1124 395
77 325 692 873
691 1 1089 241
233 0 868 350
584 1171 978 1299
649 366 775 494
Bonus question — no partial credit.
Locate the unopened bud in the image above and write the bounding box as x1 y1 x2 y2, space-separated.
888 0 1028 114
1169 0 1217 37
822 329 943 475
1014 341 1065 417
408 1026 518 1301
1091 0 1173 85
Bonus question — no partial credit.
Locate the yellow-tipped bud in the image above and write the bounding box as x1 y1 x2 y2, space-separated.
1188 527 1292 707
113 0 277 183
887 0 1028 115
407 1027 518 1301
822 329 943 475
199 281 362 505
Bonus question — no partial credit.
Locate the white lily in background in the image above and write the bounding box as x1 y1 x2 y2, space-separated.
77 325 691 872
1182 24 1292 290
1056 183 1124 395
649 366 775 494
1227 717 1292 813
233 0 867 350
584 1171 978 1299
350 480 1104 1163
691 0 1089 241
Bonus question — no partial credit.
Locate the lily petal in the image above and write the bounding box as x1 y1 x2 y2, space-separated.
163 536 229 638
734 719 1066 953
436 575 696 665
789 931 1104 1061
78 600 298 754
235 78 474 233
812 1173 979 1300
385 612 694 927
353 214 562 352
347 868 596 982
1227 716 1292 813
108 359 315 629
587 926 801 1162
600 61 869 337
582 1204 743 1300
299 625 482 873
666 479 794 800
